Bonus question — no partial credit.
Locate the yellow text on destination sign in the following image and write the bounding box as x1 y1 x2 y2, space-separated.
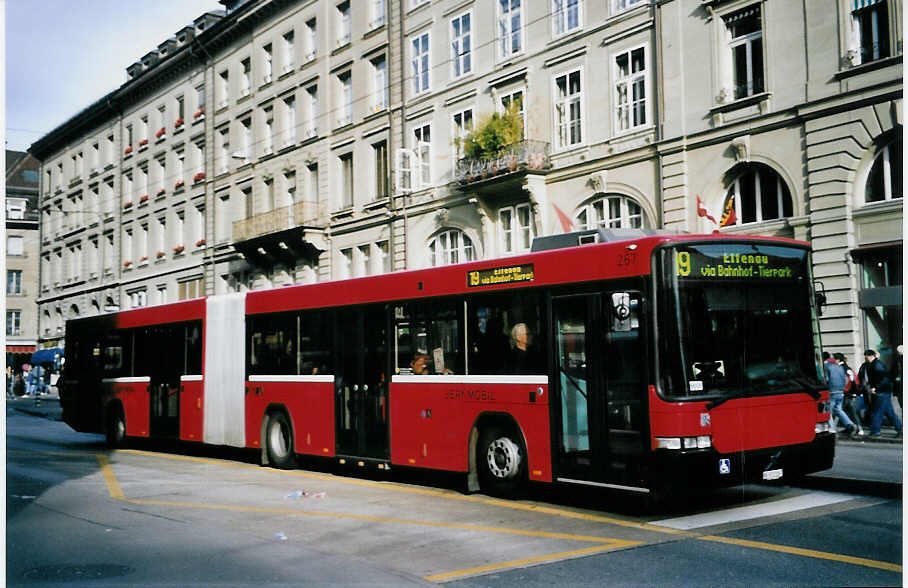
468 264 535 288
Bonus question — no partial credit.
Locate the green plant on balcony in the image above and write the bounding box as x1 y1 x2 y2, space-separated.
458 102 523 163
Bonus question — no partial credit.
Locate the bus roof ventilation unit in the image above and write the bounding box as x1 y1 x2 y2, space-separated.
530 228 679 252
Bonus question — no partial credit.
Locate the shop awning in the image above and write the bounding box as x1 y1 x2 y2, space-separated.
30 348 63 365
6 345 36 353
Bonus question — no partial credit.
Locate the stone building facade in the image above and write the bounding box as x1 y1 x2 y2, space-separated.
29 0 901 363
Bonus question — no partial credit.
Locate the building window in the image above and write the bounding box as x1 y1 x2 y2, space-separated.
242 118 252 160
614 46 647 132
196 85 205 112
263 106 274 154
452 108 474 159
553 0 581 37
306 18 318 62
241 57 251 95
720 163 793 226
853 0 890 64
499 204 534 255
575 194 647 230
157 285 168 305
284 96 296 145
262 43 273 84
377 240 391 273
7 310 21 336
7 270 22 295
307 162 319 202
179 278 204 301
725 5 764 100
357 244 371 277
306 84 319 135
219 128 230 174
371 55 387 111
498 0 523 59
499 89 526 138
219 70 229 107
554 69 583 149
430 229 475 266
177 95 185 121
340 247 353 279
865 136 902 204
411 32 430 95
373 140 389 200
614 0 645 13
282 31 295 72
337 71 352 126
337 1 351 47
451 11 472 78
7 236 24 255
371 0 386 28
413 124 431 187
340 152 354 209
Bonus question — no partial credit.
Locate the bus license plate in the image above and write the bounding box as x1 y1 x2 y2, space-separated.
763 469 783 481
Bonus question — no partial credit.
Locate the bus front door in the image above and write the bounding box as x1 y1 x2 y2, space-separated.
553 294 607 483
335 306 389 460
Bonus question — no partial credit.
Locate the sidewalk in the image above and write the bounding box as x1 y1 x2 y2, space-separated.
6 389 63 421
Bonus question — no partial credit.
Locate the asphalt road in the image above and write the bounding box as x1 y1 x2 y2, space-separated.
5 405 903 587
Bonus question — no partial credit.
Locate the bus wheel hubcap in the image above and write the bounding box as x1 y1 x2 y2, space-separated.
269 422 289 457
486 437 521 479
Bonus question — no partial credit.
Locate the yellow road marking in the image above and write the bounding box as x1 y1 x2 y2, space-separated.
424 542 641 583
700 535 902 573
97 455 125 500
107 450 902 578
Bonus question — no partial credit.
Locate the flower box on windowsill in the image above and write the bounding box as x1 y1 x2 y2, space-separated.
139 194 149 204
195 239 206 247
156 251 166 259
173 245 185 254
174 179 185 190
193 108 205 120
174 117 184 130
138 139 148 148
155 127 166 139
193 172 206 183
124 145 133 155
156 188 166 197
139 255 148 263
123 260 132 268
123 201 134 209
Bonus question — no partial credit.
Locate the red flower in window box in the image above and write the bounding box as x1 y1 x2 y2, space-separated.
124 145 133 155
123 260 132 267
195 238 206 247
139 255 148 262
193 107 205 119
138 138 148 147
193 172 206 182
156 188 166 197
123 201 133 209
174 179 185 189
156 250 166 259
139 194 149 203
155 127 166 139
174 117 184 129
173 244 185 254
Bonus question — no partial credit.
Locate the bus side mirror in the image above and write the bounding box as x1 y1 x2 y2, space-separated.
610 292 640 332
813 281 827 316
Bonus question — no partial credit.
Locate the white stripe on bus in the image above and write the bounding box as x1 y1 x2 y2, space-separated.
101 377 151 384
248 375 335 383
180 375 203 382
391 375 548 385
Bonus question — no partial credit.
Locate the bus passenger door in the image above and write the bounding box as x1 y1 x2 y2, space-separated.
553 294 607 482
335 306 389 460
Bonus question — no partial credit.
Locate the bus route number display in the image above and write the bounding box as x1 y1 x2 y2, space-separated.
467 264 535 288
675 247 802 281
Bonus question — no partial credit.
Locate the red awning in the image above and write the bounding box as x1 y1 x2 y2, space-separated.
6 345 37 353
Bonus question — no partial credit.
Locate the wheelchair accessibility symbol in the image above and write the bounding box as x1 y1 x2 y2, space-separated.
718 458 731 475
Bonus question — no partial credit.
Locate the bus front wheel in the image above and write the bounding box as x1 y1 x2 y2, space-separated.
106 406 126 448
478 426 526 496
265 412 296 469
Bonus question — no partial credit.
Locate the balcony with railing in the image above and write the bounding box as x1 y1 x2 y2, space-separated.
231 200 327 268
454 140 551 188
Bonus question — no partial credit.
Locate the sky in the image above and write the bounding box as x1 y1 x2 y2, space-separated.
5 0 222 152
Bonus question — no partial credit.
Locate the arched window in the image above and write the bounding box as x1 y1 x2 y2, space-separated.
720 163 793 226
574 194 647 230
866 135 902 204
429 229 475 266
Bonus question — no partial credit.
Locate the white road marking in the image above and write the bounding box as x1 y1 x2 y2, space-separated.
650 491 855 530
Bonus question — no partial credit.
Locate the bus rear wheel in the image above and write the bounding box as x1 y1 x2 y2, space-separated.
265 412 296 469
478 426 526 496
106 406 126 448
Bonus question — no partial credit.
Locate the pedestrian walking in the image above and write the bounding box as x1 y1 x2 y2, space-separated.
863 349 902 438
835 352 863 436
824 351 856 436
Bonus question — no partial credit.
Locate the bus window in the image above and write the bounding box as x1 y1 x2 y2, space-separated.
248 312 297 375
103 331 127 377
300 311 333 374
185 323 202 374
468 291 546 375
394 301 463 375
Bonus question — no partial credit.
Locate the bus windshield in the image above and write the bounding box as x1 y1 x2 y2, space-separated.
658 243 824 400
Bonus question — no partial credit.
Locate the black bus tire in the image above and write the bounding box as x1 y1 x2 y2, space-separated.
478 425 526 496
265 412 296 469
106 406 126 448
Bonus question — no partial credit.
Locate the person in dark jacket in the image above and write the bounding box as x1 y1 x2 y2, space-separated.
864 349 902 437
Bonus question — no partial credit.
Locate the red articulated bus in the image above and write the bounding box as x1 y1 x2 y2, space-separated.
61 229 835 497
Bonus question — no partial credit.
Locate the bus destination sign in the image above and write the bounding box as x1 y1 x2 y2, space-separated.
467 264 535 288
675 245 805 281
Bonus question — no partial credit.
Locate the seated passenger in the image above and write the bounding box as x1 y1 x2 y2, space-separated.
509 323 534 374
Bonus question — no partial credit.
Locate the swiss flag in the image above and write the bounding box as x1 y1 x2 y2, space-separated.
696 195 717 225
552 203 575 233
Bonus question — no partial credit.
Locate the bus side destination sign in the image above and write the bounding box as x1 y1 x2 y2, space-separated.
468 264 535 288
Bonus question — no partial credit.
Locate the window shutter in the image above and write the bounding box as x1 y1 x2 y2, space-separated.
396 148 414 193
